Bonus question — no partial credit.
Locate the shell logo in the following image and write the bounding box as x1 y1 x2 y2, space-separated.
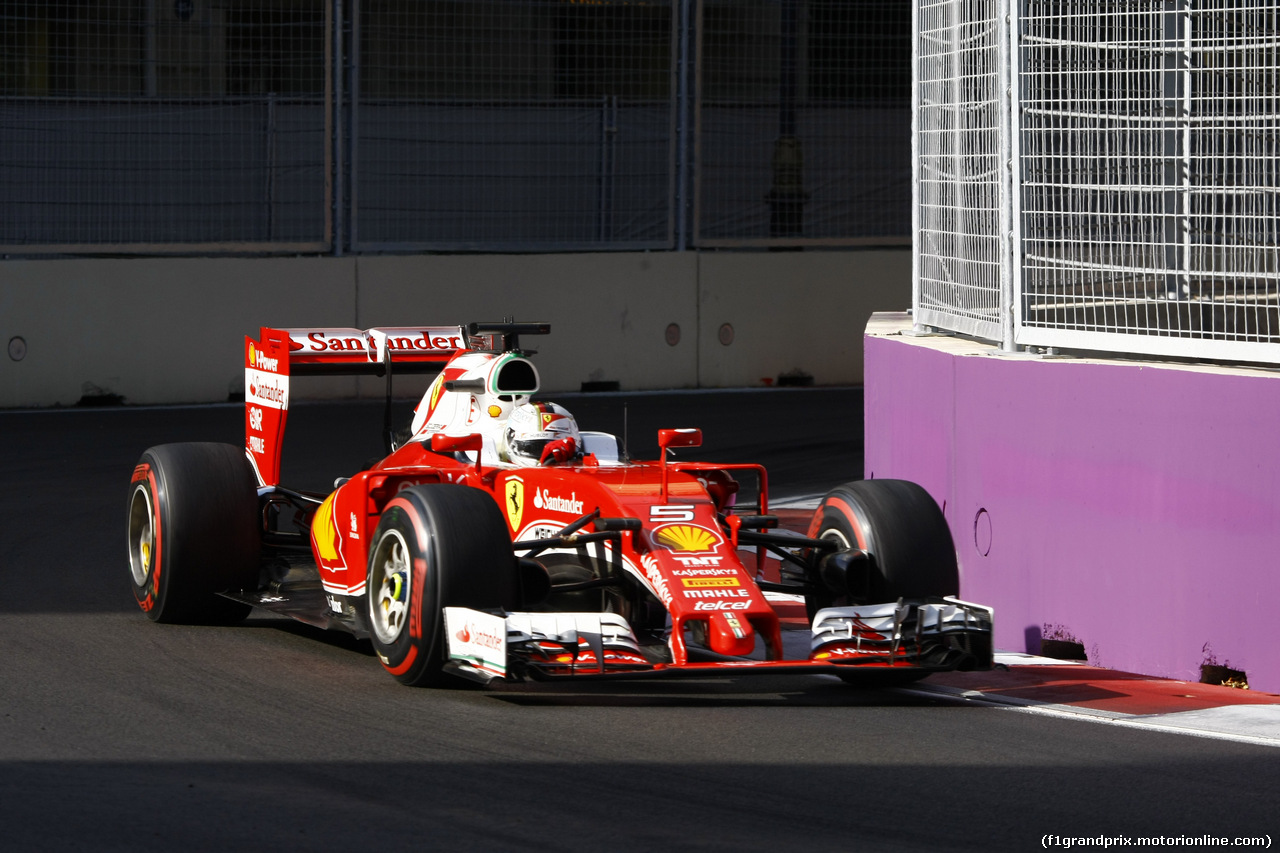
426 376 445 417
654 524 721 553
312 493 341 562
248 342 257 366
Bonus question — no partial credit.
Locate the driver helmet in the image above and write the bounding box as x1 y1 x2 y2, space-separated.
503 402 582 467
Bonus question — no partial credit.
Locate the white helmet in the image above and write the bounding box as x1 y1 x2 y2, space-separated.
503 402 581 467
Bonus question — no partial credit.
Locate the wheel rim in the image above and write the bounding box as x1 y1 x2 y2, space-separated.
820 525 852 551
369 528 412 645
128 484 155 588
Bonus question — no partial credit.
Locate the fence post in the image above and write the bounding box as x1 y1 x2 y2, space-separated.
675 0 693 251
1163 0 1192 300
349 0 361 253
998 0 1020 352
911 0 921 330
332 0 345 257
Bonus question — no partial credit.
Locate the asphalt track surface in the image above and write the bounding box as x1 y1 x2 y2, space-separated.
2 389 1277 852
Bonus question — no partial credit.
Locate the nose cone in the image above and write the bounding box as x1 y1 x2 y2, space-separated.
707 609 756 657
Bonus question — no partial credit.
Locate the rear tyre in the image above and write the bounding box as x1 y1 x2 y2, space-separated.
127 443 260 624
366 485 517 687
807 479 958 618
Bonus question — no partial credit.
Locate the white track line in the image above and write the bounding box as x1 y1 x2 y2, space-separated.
906 672 1280 749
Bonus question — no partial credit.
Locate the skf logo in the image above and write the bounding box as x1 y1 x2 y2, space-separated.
653 524 722 553
505 477 524 530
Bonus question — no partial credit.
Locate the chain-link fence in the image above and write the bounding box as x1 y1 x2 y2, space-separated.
915 0 1280 365
0 0 911 254
696 0 911 246
0 1 330 251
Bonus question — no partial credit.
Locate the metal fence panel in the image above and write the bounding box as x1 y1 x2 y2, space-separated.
0 0 330 252
351 0 678 251
1017 0 1280 361
696 0 911 246
0 0 912 254
913 0 1005 340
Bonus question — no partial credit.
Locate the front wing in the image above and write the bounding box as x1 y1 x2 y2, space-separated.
442 598 993 684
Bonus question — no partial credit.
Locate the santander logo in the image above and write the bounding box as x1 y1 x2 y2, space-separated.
456 620 503 651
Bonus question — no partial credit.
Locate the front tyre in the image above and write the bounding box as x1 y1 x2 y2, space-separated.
127 443 260 624
807 479 958 617
367 485 516 686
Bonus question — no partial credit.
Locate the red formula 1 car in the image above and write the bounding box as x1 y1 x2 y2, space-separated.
126 322 992 687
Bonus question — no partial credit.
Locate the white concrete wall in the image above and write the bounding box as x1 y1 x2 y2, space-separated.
0 250 908 407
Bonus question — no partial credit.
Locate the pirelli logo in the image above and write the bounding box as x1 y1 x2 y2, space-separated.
681 577 740 589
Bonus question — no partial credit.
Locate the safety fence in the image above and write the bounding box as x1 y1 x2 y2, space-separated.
0 0 910 254
914 0 1280 365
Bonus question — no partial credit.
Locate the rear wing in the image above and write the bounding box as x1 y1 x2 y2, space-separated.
278 326 466 374
244 326 466 486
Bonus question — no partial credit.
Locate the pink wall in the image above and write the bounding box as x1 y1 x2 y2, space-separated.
864 316 1280 691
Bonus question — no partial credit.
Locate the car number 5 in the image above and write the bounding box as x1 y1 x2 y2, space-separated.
650 504 696 522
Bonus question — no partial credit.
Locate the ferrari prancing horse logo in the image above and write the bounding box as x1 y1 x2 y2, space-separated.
505 478 524 530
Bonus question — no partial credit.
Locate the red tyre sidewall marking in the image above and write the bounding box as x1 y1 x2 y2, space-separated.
379 496 431 677
130 463 162 612
821 495 866 550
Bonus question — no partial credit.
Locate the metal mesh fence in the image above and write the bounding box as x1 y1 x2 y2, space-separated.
1019 0 1280 357
0 0 910 254
696 0 911 245
351 0 676 250
0 0 329 251
914 0 1280 363
912 0 1005 340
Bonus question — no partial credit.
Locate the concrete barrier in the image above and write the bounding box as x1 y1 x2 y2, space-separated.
0 250 908 408
864 312 1280 692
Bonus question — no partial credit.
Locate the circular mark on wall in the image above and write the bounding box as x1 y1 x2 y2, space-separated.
8 336 26 362
974 508 992 557
665 323 681 346
718 323 735 346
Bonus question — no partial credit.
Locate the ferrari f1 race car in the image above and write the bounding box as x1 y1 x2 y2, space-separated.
127 322 992 687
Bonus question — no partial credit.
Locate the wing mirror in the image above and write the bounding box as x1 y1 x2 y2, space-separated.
658 428 702 451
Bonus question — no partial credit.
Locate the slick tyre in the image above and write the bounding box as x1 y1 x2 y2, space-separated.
807 478 958 617
366 485 517 687
127 443 261 624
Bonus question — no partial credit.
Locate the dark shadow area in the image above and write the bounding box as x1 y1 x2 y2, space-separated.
2 755 1277 852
